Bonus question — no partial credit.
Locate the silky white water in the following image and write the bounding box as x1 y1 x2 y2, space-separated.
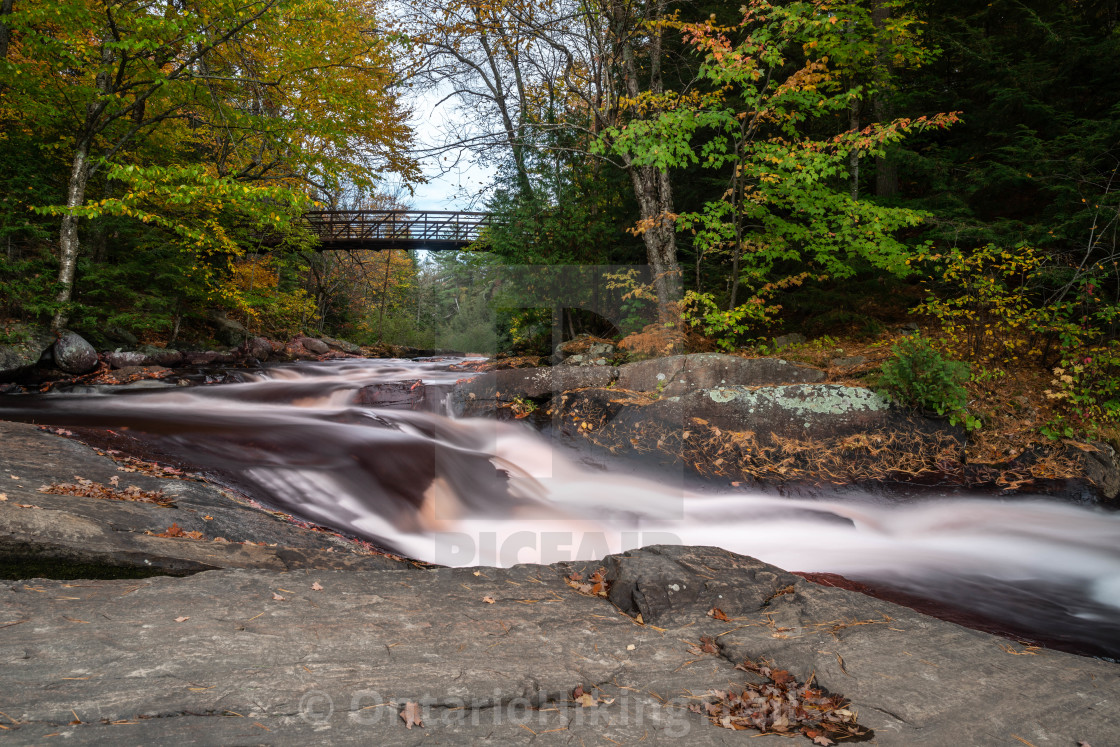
3 358 1118 655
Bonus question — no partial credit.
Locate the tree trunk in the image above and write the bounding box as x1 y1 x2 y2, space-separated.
614 0 680 322
627 163 681 321
54 139 92 331
377 250 391 342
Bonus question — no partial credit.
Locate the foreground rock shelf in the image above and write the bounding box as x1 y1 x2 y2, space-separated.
1 545 1117 745
0 421 407 577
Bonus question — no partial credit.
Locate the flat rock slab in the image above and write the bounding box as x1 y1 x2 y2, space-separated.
617 354 824 398
0 421 407 577
454 366 618 416
630 384 963 444
0 545 1116 745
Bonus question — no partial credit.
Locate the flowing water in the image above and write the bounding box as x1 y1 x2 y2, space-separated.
2 358 1119 658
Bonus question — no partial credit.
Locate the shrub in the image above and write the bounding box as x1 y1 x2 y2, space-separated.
878 335 978 430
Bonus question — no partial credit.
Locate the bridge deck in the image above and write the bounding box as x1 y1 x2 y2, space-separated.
301 210 492 251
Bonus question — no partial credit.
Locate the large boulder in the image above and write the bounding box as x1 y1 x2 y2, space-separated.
618 353 824 397
294 336 330 355
320 335 362 354
243 336 273 362
0 324 53 381
207 310 251 346
53 330 99 374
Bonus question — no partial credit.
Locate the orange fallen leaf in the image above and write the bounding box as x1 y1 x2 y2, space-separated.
708 607 731 622
311 582 323 591
175 616 189 623
400 701 422 729
483 596 495 604
272 593 286 601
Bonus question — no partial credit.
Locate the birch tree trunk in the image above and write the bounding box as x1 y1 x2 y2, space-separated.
53 139 92 331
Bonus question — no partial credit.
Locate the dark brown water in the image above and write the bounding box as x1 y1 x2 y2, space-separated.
1 358 1118 658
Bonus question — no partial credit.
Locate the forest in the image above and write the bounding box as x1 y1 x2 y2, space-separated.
1 0 1118 447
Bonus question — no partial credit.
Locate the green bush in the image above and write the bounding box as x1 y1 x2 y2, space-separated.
878 335 979 430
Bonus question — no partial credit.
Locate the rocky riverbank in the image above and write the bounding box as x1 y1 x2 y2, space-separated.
0 321 460 393
454 351 1120 504
1 541 1117 745
1 354 1119 743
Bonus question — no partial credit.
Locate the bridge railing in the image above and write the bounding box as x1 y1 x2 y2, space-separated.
301 210 494 246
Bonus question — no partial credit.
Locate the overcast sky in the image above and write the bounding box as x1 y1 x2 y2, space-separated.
403 84 496 212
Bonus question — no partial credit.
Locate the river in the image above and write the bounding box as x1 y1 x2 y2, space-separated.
2 357 1119 658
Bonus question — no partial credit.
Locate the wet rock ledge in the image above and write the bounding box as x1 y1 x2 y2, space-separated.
0 544 1116 745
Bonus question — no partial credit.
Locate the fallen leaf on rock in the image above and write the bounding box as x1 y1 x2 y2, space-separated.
311 582 323 591
565 568 610 598
153 523 205 540
203 515 213 521
175 616 189 623
626 644 636 651
698 636 719 655
109 476 119 486
572 686 584 700
708 607 731 622
15 503 39 509
576 693 596 708
40 480 173 508
9 475 18 480
272 593 286 601
697 657 871 743
0 493 6 501
483 595 495 604
400 701 422 729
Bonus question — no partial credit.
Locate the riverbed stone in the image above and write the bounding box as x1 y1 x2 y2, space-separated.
1079 441 1120 502
296 336 331 355
0 421 406 578
453 365 618 416
0 543 1116 745
53 330 99 374
103 350 150 369
617 353 824 397
320 335 362 354
0 324 54 381
623 384 959 444
243 336 272 362
138 345 183 367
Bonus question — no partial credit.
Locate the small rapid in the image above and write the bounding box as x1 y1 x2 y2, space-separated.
2 358 1119 657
